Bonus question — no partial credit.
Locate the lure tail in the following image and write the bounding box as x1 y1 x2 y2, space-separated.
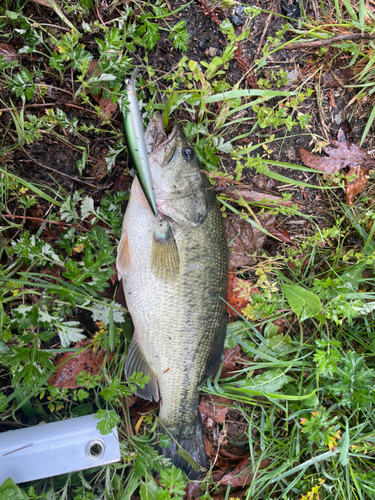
159 415 206 480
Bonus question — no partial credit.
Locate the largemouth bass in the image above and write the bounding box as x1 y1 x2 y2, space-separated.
117 115 227 479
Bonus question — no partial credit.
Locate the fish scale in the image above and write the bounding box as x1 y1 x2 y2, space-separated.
117 116 227 478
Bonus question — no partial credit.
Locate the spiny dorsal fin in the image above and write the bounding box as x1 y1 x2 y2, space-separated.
125 335 159 402
151 221 180 280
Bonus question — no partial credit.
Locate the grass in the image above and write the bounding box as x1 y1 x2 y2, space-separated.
1 0 375 498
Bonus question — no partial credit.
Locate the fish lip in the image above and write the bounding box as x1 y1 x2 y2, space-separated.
145 114 179 154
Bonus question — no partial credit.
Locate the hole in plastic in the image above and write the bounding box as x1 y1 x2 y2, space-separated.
85 438 105 462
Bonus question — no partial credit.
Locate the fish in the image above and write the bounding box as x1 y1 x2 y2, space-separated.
116 114 227 479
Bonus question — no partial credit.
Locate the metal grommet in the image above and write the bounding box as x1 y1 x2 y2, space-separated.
85 438 105 462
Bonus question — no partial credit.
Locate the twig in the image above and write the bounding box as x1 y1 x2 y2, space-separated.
287 32 375 50
0 103 59 113
2 214 89 231
314 82 329 141
253 13 273 62
21 148 102 189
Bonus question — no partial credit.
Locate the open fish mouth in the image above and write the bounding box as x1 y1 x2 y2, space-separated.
145 115 179 155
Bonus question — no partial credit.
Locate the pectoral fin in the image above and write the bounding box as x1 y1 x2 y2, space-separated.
116 231 130 280
125 335 159 402
151 221 180 279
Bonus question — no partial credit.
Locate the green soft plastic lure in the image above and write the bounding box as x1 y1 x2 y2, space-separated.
122 69 158 216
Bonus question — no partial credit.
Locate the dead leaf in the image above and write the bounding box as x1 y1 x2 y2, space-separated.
227 273 259 316
338 119 354 144
221 345 242 378
252 174 276 191
225 213 275 268
0 43 18 61
299 121 375 205
48 339 110 389
86 59 118 120
299 147 347 173
199 395 232 425
321 68 354 88
269 227 294 245
328 90 336 108
224 187 292 206
346 165 368 205
28 0 53 6
287 251 309 270
185 481 203 500
220 457 270 488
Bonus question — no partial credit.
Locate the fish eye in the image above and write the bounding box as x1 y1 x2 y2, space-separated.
182 147 194 161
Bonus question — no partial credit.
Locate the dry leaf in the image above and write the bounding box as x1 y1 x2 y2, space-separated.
224 187 292 206
299 120 375 205
299 147 347 173
199 395 232 425
0 43 18 61
269 227 294 245
87 59 118 120
225 213 275 268
346 165 368 205
221 345 242 378
321 68 354 88
28 0 53 7
48 339 109 389
227 273 259 316
220 457 270 488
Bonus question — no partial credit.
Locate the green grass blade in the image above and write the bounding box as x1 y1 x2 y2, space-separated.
360 104 375 146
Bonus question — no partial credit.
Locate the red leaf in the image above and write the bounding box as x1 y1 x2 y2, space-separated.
220 457 270 488
299 148 346 173
221 345 242 378
225 213 275 268
48 339 110 389
269 227 294 245
346 165 368 205
227 273 259 317
199 395 232 425
86 59 118 119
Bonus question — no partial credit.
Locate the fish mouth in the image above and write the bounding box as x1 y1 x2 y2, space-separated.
145 114 179 157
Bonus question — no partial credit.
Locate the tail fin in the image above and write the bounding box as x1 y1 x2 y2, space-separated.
158 415 206 480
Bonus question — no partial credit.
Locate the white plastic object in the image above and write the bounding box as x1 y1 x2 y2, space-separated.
0 414 121 484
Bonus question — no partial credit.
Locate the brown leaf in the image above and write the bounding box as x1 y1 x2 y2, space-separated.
225 213 275 268
199 395 232 425
225 187 292 207
346 165 368 205
323 140 373 167
28 0 53 7
185 481 204 500
269 227 294 245
227 273 259 317
287 250 309 270
220 457 270 488
221 345 242 378
299 148 346 173
321 68 354 88
0 43 18 61
48 339 110 389
86 59 118 119
338 119 354 144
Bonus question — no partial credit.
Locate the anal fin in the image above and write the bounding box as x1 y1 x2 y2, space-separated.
125 335 159 402
151 221 179 280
